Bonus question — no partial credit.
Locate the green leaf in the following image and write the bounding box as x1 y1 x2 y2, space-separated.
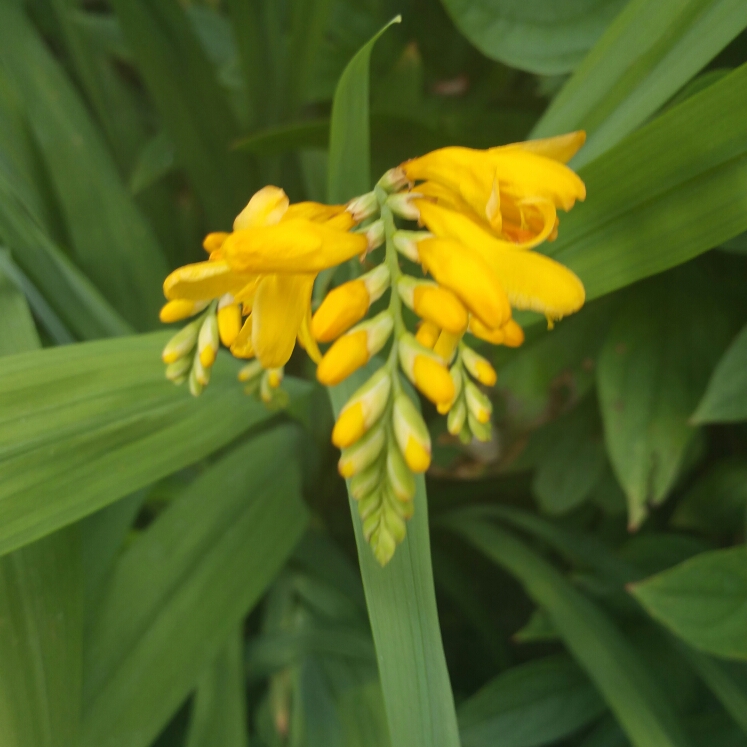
531 396 607 515
630 546 747 661
681 646 747 735
533 0 747 167
129 131 177 195
327 15 401 202
330 369 461 747
82 427 307 747
457 654 606 747
0 266 40 353
109 0 254 227
0 2 169 331
670 459 747 534
0 527 83 747
440 0 626 75
692 322 747 424
447 512 691 747
0 278 82 747
185 628 248 747
546 63 747 302
48 0 147 173
597 266 735 527
0 332 284 556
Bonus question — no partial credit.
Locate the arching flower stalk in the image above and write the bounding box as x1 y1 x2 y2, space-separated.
159 131 588 565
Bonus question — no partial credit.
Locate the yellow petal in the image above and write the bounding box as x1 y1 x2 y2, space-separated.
311 279 370 342
493 131 586 164
234 186 289 230
332 402 366 448
415 202 584 319
284 201 356 230
412 284 468 333
413 355 455 406
416 237 510 329
203 232 230 252
433 330 460 363
159 298 207 323
230 315 255 359
222 219 367 274
252 274 314 368
468 317 504 345
316 331 369 386
217 303 242 347
297 306 322 364
502 318 525 347
163 260 250 301
415 320 440 349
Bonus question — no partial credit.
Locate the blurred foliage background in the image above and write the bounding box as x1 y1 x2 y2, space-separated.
1 0 747 746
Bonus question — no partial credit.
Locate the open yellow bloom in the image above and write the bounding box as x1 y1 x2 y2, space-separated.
161 187 367 369
401 131 586 240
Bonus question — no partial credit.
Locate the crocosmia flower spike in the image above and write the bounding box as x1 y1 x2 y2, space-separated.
159 132 587 565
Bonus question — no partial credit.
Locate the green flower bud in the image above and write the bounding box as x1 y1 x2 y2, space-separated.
386 440 416 502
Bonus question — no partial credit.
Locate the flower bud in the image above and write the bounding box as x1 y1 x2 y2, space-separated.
397 278 467 334
468 316 504 345
203 232 229 253
160 298 208 323
193 350 211 387
398 333 455 407
198 313 219 368
465 381 492 424
217 294 242 347
392 393 431 473
165 356 192 383
461 346 497 386
162 317 201 363
238 359 263 382
346 191 379 222
350 463 381 501
392 230 430 262
311 266 388 343
437 365 462 415
447 397 467 435
502 319 525 347
365 219 385 251
338 423 386 478
433 330 460 365
382 496 407 544
234 185 288 230
377 167 408 192
370 522 397 565
467 411 492 443
387 192 421 221
358 490 381 522
267 367 284 388
415 321 440 349
386 440 416 502
188 361 204 397
317 311 393 386
332 368 392 448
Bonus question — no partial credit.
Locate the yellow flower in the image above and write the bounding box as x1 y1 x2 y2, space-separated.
401 131 586 238
161 186 367 369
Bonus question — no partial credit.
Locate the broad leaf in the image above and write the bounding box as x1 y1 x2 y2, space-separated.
109 0 254 227
0 2 168 330
447 512 691 747
327 15 401 202
439 0 626 75
457 654 606 747
597 265 735 527
534 0 747 166
630 546 747 661
184 629 248 747
0 271 82 747
692 322 747 424
546 63 747 303
82 426 307 747
0 333 285 556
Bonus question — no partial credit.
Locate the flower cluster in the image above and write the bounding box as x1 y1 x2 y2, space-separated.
159 132 587 564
